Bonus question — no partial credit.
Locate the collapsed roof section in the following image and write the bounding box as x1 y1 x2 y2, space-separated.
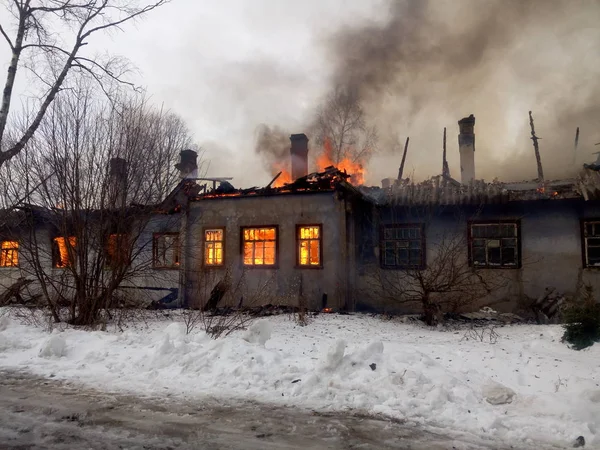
192 166 358 201
578 166 600 201
162 165 600 211
361 168 600 206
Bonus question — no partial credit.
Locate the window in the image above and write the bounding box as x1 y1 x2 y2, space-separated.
583 221 600 267
381 224 425 269
469 222 519 268
53 236 77 268
297 225 322 267
204 228 224 266
106 233 129 268
0 241 18 267
242 227 276 266
153 233 180 269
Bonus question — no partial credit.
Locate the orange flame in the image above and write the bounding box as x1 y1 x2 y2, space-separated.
267 137 367 188
536 186 559 197
0 241 18 267
272 162 293 188
316 138 365 185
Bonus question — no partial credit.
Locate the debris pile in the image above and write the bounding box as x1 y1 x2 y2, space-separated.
529 287 565 324
445 306 525 326
197 167 355 200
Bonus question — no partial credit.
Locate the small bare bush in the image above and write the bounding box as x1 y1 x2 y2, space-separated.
461 325 499 344
295 294 310 327
181 308 254 339
554 375 568 393
182 308 204 335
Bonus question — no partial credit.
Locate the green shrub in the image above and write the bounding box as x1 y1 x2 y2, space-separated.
562 285 600 350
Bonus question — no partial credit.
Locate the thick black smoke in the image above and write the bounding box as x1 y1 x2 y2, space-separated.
254 124 291 173
327 0 600 182
254 0 600 184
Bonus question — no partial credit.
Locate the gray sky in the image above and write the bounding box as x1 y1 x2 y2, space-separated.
2 0 600 187
89 0 386 186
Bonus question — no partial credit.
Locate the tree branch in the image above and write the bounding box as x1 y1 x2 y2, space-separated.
0 23 15 50
80 0 168 41
0 0 169 169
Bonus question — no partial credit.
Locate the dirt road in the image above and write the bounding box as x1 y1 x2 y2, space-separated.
0 371 542 449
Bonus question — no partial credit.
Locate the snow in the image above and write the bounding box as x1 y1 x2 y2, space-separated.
482 380 516 405
38 333 67 358
242 319 273 346
0 309 598 448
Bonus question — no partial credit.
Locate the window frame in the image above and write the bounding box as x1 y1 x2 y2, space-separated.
203 226 226 268
0 240 19 268
52 236 77 269
240 225 279 268
296 224 323 269
467 220 521 269
152 232 181 270
581 219 600 269
380 223 426 270
105 233 130 269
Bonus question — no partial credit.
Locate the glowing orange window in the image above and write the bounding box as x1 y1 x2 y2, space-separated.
204 229 224 266
53 236 76 268
298 225 322 267
0 241 19 267
242 227 276 266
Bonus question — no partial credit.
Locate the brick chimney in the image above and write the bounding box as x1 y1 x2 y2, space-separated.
458 114 476 184
290 133 309 180
175 149 198 179
109 157 127 208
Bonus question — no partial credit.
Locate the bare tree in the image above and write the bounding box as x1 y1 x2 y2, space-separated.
0 0 168 169
5 81 193 326
363 216 507 326
313 86 378 164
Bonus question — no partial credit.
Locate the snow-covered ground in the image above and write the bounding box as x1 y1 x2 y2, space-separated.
0 309 598 449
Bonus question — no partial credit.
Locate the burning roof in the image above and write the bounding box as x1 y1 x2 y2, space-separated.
272 137 366 188
194 166 358 201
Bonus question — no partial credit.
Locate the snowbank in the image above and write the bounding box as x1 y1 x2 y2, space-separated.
38 333 67 358
0 310 598 448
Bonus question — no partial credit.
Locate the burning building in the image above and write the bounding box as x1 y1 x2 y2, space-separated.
3 114 600 318
167 114 600 316
174 133 365 311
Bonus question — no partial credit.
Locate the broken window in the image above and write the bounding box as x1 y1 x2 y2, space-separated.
0 240 18 267
106 233 129 268
53 236 77 268
298 225 322 267
204 228 224 266
381 224 425 269
469 222 519 268
242 227 276 266
153 233 180 269
583 221 600 267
